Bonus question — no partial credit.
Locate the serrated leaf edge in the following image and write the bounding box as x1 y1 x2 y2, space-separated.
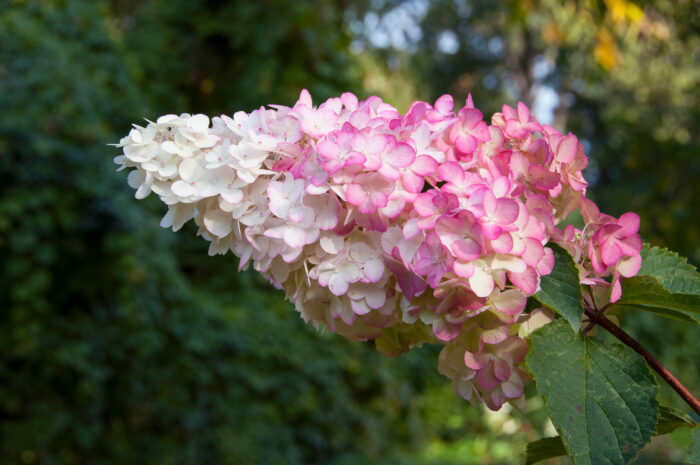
526 322 660 465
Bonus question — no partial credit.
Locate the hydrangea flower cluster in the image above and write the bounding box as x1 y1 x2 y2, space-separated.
116 90 641 411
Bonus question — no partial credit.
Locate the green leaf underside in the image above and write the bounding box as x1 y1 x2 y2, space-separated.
612 304 699 324
638 245 700 296
616 277 700 316
536 244 584 331
527 319 659 465
655 405 698 435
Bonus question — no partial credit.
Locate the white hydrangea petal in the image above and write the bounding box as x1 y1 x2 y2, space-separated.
328 274 350 296
203 208 234 238
172 180 196 197
320 234 344 255
127 169 145 189
469 266 494 297
363 258 385 282
188 114 210 132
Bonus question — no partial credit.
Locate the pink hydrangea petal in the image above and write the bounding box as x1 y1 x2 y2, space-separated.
618 235 642 256
601 240 623 266
341 92 358 110
481 223 503 240
617 254 642 278
493 198 519 224
384 253 427 300
476 362 501 390
402 170 426 193
493 358 512 382
349 110 369 128
490 233 513 254
346 151 367 166
297 89 313 107
610 278 622 303
472 123 491 142
346 183 367 205
490 289 526 316
454 260 475 279
433 319 461 341
504 337 529 364
537 246 555 275
556 134 578 163
316 139 338 160
517 101 530 123
438 161 465 184
370 191 389 208
480 325 509 345
392 142 417 168
521 238 545 268
456 134 478 154
508 267 539 295
528 165 560 190
412 154 438 176
505 119 528 138
502 377 524 399
378 164 401 180
617 212 640 236
366 134 388 154
464 351 491 370
434 94 454 114
452 239 482 261
459 107 484 127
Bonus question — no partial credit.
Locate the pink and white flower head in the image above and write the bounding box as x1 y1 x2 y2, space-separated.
117 89 642 411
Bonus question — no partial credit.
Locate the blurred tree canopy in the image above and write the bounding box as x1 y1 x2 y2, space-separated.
0 0 697 464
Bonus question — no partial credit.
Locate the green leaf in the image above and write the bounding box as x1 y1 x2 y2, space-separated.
612 304 699 324
525 436 567 465
655 405 697 435
527 319 659 465
525 436 566 465
525 405 697 464
535 244 584 331
616 276 700 316
525 405 696 465
638 245 700 295
689 427 700 465
613 245 700 323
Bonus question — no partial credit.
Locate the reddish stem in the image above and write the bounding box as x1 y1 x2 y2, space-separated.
583 307 700 415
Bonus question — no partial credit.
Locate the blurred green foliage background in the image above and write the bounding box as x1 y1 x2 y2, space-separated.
0 0 697 464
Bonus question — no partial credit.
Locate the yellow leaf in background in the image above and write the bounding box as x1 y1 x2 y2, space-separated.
542 21 567 45
605 0 645 25
607 0 628 24
626 3 644 23
594 29 619 70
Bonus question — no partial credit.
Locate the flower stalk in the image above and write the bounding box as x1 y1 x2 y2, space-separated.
582 306 700 415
